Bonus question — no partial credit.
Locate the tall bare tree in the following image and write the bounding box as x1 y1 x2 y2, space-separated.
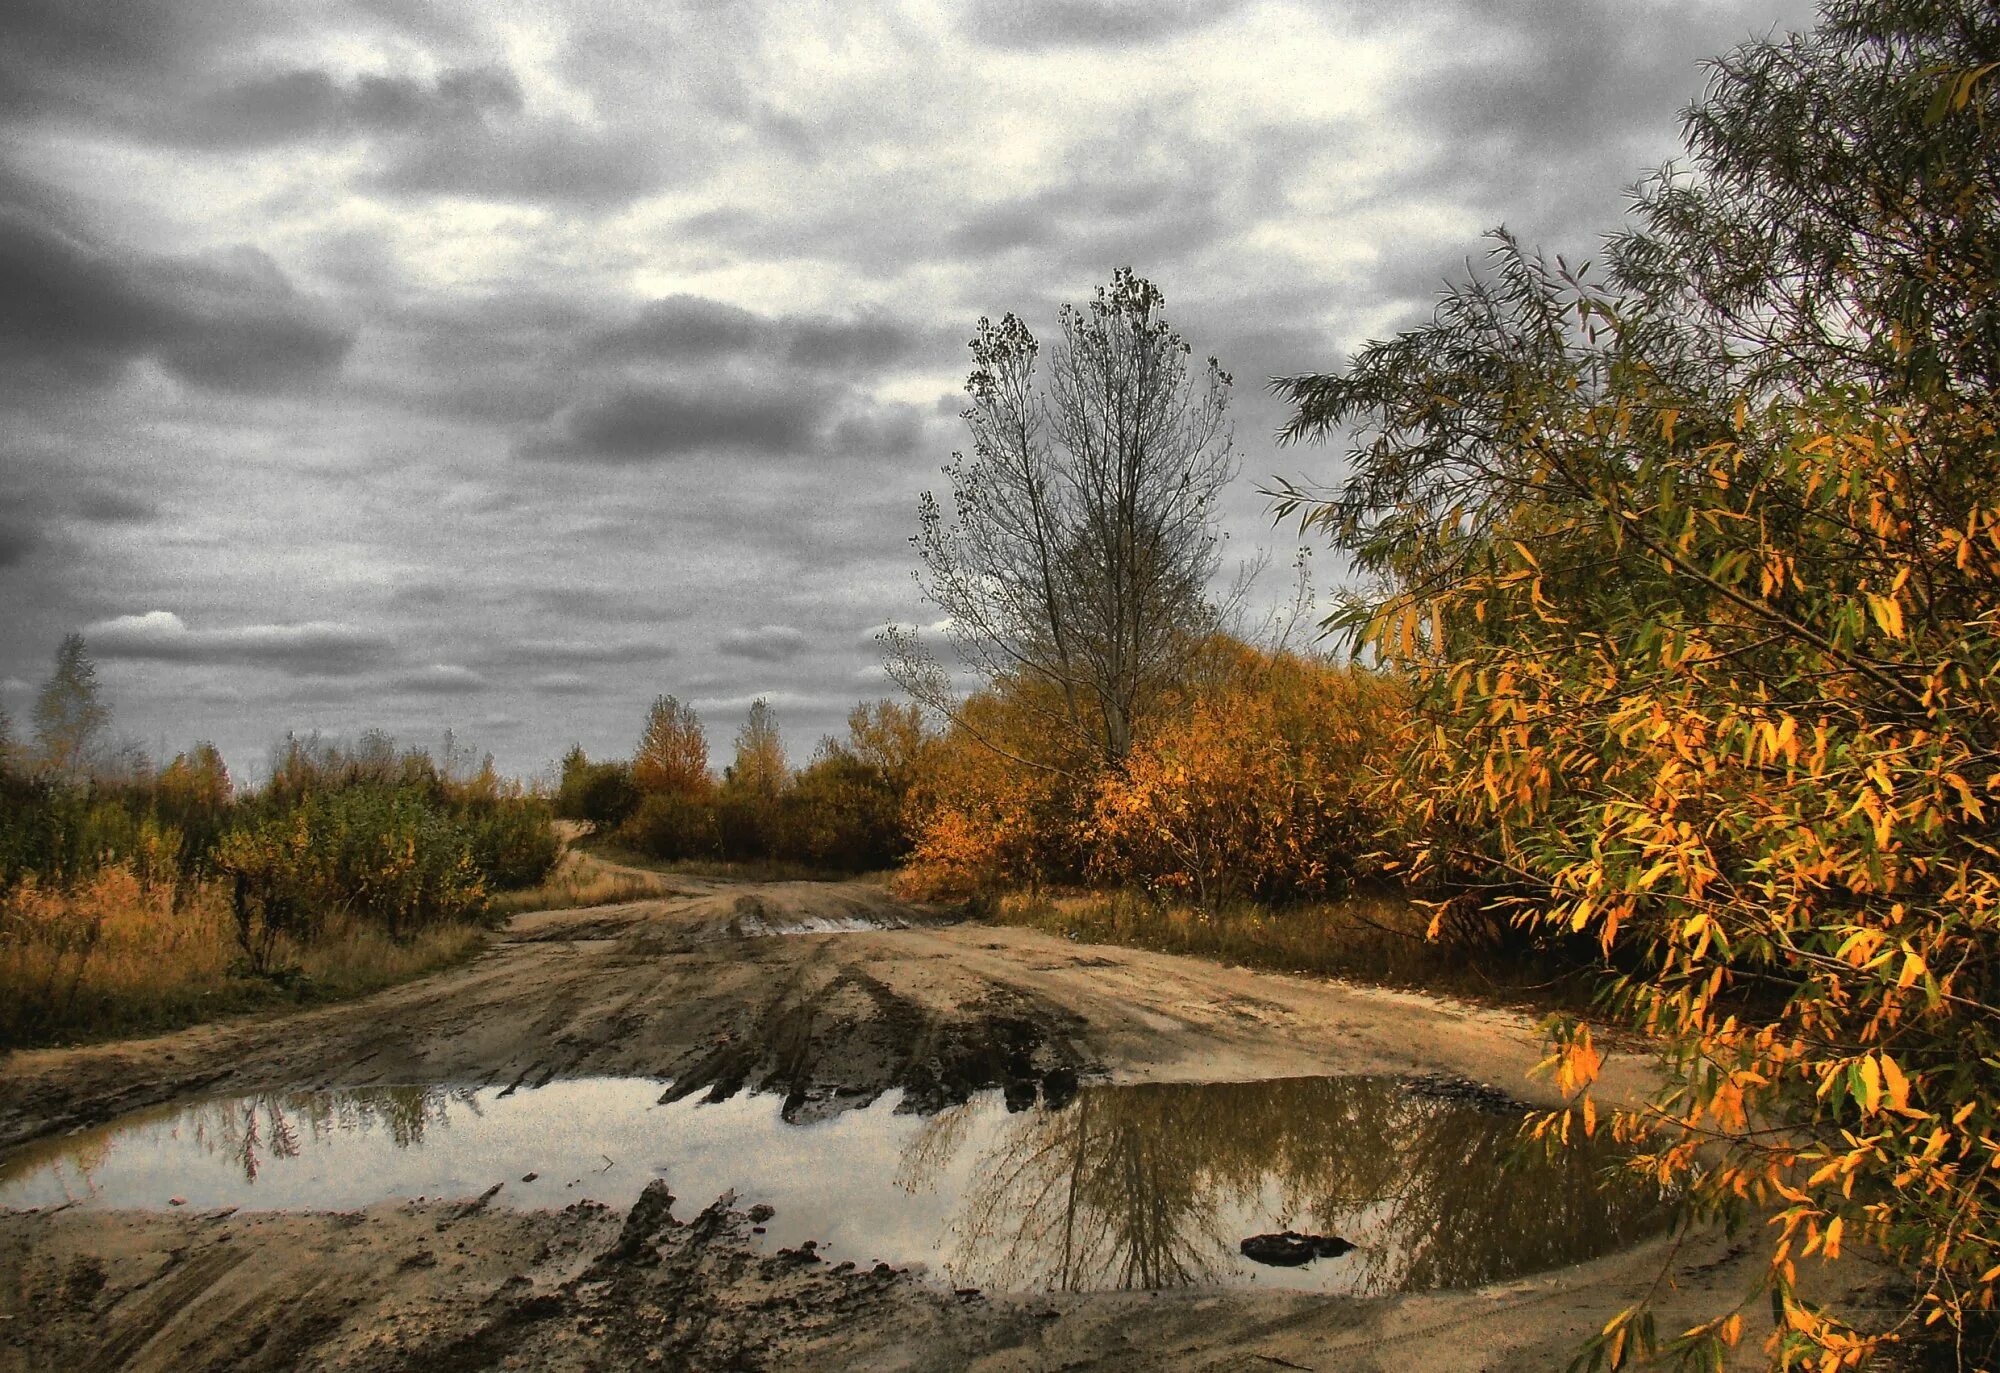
887 269 1235 764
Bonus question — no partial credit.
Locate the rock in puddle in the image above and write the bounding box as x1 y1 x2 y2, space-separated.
1239 1231 1356 1267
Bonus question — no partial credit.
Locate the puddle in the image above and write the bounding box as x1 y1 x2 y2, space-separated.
0 1075 1670 1296
730 912 916 937
719 892 944 938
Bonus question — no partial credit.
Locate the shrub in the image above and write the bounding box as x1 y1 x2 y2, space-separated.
461 794 560 890
216 787 488 970
1087 652 1404 908
897 690 1092 901
0 863 232 1045
772 748 905 871
615 790 722 862
554 752 639 831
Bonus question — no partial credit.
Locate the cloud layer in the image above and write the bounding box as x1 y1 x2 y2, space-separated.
0 0 1816 777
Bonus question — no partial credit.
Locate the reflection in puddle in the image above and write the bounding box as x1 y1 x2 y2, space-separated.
0 1075 1669 1295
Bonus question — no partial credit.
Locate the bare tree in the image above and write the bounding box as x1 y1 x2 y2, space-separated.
886 269 1236 764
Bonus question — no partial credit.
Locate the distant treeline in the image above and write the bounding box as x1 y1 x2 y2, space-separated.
553 636 1402 908
554 696 928 873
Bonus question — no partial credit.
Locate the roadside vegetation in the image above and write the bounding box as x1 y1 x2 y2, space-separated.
1263 4 2000 1364
0 643 558 1048
554 696 930 877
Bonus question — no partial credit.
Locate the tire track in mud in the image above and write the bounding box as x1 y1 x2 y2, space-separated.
656 942 1097 1122
90 1242 251 1369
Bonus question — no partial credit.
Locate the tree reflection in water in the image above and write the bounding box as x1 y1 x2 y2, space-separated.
2 1085 481 1198
189 1085 479 1184
1 1074 1668 1295
911 1077 1670 1295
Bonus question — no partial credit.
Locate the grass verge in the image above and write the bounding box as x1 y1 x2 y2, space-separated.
1 864 487 1050
991 888 1597 1010
583 841 872 886
486 845 682 915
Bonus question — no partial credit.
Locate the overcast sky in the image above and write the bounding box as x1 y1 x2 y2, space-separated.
1 0 1816 782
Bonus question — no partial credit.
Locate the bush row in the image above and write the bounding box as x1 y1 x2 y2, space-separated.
1 732 560 976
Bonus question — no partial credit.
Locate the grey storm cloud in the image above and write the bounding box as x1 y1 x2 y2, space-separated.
692 103 1282 284
370 118 671 207
719 625 809 663
71 488 160 524
962 0 1252 49
0 521 38 568
362 289 598 424
168 63 524 148
530 672 601 696
522 379 830 464
0 0 282 124
81 612 388 677
827 406 928 461
594 296 768 360
1384 0 1820 234
592 296 941 374
478 639 673 670
0 0 1820 780
0 0 674 207
523 586 685 626
946 174 1238 270
390 664 489 694
0 190 353 397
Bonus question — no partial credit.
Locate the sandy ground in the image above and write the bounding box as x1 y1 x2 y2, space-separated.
0 867 1886 1371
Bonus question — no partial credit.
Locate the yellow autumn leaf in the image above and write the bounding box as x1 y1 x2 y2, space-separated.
1858 1056 1883 1114
1879 1054 1910 1111
1867 593 1904 638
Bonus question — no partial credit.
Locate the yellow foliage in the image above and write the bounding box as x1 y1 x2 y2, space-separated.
1372 400 2000 1363
0 862 480 1045
1087 651 1405 906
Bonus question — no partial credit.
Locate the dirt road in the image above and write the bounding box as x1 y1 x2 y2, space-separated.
0 868 1880 1370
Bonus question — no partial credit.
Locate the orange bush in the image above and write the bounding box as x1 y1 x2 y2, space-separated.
1086 653 1404 907
895 684 1091 901
896 647 1404 905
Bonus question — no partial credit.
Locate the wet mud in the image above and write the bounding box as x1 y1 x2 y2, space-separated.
0 862 1890 1369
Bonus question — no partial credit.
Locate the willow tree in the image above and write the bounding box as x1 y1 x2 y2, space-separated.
1273 1 2000 1365
887 269 1236 766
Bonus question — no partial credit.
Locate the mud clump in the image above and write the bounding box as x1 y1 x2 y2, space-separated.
394 1187 969 1373
1400 1071 1523 1114
588 1179 679 1272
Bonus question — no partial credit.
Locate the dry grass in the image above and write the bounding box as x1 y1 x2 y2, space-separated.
0 864 486 1049
585 842 858 886
992 888 1593 1009
486 847 681 915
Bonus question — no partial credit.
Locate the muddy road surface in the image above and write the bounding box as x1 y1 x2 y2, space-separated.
0 867 1880 1370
